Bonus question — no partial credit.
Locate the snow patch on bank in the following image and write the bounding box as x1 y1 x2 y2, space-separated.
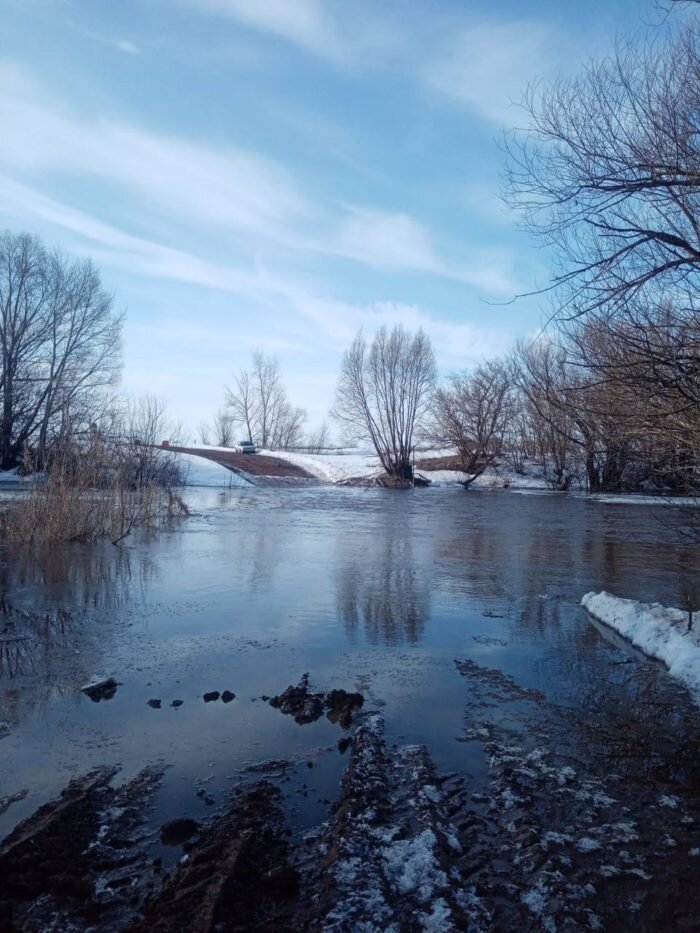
258 449 382 484
581 591 700 700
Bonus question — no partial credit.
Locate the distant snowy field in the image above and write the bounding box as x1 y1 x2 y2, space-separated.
582 592 700 702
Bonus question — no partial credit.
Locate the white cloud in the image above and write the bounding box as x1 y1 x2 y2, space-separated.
423 19 567 125
0 67 311 245
333 208 441 274
183 0 344 60
114 39 140 55
0 60 521 292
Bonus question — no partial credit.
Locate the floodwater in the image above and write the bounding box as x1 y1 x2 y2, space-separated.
1 486 699 922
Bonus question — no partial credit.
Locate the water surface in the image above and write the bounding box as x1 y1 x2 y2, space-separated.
1 486 699 844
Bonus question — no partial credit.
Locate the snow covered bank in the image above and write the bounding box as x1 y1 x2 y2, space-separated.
582 592 700 700
257 448 383 484
257 449 553 490
0 469 45 485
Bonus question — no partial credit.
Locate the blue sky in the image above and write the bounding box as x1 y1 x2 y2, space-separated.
0 0 663 435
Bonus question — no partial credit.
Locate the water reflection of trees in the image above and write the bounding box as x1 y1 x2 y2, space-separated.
435 494 700 789
336 513 430 646
0 542 159 725
0 540 159 614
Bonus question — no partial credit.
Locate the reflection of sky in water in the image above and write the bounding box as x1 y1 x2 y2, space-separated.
1 487 699 839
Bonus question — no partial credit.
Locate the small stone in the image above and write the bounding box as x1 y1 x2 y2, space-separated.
265 865 298 896
171 700 183 708
203 691 220 703
221 690 235 703
338 736 352 754
160 817 200 846
147 698 161 709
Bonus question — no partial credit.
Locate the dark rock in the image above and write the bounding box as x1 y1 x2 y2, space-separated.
325 689 364 729
264 864 299 896
324 689 364 710
221 690 236 703
81 677 119 702
338 736 352 754
268 676 364 727
203 691 220 703
171 699 183 708
159 817 200 846
147 699 161 709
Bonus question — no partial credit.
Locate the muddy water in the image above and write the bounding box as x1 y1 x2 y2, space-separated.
1 488 699 884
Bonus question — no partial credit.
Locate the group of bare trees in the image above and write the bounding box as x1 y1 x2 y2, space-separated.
503 10 700 498
0 232 122 470
0 230 191 543
203 351 307 450
330 315 700 494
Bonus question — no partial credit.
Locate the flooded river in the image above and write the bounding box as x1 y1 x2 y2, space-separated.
1 486 699 929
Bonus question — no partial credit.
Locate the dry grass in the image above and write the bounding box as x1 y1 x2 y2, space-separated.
2 446 189 546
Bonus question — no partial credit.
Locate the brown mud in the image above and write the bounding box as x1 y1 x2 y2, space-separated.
164 446 315 482
2 663 700 931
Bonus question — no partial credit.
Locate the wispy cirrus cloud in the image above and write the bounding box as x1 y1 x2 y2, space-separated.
422 19 568 125
114 39 140 55
182 0 344 60
0 60 520 293
178 2 576 128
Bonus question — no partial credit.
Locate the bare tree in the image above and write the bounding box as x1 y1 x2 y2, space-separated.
210 408 235 447
306 419 331 453
506 23 700 322
120 395 183 488
333 326 436 484
226 351 306 449
428 361 511 486
0 231 122 469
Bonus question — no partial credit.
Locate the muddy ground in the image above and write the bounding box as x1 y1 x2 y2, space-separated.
1 663 699 932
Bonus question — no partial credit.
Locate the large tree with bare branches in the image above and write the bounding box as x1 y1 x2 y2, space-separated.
0 231 122 470
333 326 436 484
507 22 700 320
428 361 511 486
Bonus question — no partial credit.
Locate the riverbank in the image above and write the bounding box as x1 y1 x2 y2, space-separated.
582 592 700 702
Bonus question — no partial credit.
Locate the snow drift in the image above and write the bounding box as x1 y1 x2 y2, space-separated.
581 591 700 700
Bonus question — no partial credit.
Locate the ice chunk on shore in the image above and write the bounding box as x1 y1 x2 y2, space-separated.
581 591 700 701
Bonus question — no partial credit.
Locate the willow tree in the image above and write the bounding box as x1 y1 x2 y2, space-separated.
334 325 436 484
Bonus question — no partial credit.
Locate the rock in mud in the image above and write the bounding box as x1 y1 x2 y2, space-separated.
324 688 364 728
81 676 119 702
0 789 27 816
221 690 235 703
203 691 220 703
268 674 363 727
171 699 183 708
147 698 161 709
160 817 200 846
